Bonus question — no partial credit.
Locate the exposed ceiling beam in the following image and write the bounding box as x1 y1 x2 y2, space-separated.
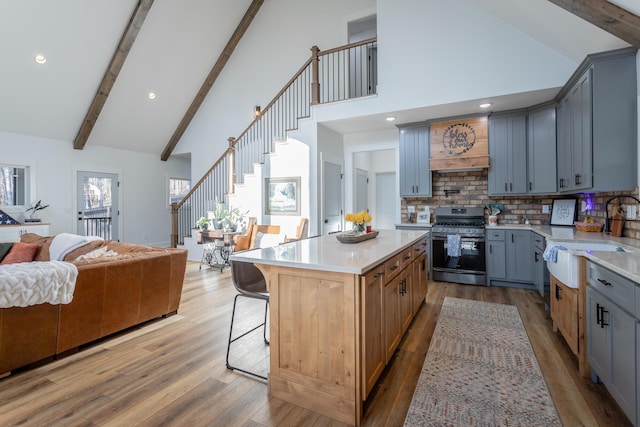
548 0 640 47
73 0 154 150
160 0 265 161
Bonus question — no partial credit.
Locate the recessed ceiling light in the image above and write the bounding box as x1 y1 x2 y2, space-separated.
34 54 47 64
479 103 492 108
148 92 156 100
386 116 396 122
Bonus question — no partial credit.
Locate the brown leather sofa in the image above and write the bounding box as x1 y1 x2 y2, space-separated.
0 240 188 375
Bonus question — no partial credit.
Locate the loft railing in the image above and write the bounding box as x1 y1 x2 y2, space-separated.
171 38 377 247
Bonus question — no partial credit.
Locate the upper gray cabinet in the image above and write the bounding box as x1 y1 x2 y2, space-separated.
488 105 557 196
527 104 557 194
556 48 637 193
488 112 527 195
398 123 431 197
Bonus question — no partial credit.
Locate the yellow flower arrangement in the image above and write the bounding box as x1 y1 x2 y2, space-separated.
345 210 372 234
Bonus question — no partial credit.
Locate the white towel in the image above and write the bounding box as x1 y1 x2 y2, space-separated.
447 235 462 257
543 245 567 263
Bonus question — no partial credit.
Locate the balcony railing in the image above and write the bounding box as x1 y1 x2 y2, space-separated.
171 38 377 247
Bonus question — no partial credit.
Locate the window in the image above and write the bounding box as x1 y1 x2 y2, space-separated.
169 178 190 205
0 165 28 207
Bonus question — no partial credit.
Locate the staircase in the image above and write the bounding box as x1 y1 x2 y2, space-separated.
171 37 377 248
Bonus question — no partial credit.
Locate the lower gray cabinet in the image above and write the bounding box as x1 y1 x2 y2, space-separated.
486 229 533 286
532 233 547 298
586 262 637 424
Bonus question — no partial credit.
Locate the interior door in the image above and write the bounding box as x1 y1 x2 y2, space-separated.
323 161 343 235
355 168 368 214
77 171 118 241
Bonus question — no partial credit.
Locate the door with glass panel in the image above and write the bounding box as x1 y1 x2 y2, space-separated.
77 171 118 241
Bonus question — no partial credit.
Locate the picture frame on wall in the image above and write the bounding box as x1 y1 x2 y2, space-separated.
550 199 577 226
264 177 301 216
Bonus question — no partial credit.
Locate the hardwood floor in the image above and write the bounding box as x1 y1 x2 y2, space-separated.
0 262 631 426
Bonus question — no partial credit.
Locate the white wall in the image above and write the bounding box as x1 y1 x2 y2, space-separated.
175 0 376 181
317 124 345 234
0 131 190 246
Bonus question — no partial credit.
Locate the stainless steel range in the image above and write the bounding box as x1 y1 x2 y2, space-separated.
431 207 486 285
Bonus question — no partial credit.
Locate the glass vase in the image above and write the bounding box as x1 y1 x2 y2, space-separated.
353 222 366 235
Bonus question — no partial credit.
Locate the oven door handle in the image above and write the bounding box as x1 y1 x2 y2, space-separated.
433 236 485 243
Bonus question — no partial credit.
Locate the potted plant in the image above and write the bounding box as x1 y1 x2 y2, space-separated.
25 199 49 222
196 216 210 231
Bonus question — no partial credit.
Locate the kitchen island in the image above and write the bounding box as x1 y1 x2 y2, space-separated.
230 229 429 425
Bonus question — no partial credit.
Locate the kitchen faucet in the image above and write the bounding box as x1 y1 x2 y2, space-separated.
604 195 640 232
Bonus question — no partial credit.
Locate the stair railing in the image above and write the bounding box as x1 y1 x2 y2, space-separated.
171 37 377 247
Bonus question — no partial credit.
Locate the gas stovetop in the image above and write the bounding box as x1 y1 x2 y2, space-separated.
432 207 485 237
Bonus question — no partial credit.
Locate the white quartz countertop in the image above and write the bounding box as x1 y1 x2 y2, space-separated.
229 229 428 275
490 224 640 282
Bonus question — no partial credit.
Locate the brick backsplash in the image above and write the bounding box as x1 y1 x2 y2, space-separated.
401 170 640 239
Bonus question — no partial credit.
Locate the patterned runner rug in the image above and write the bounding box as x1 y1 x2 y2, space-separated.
404 297 561 426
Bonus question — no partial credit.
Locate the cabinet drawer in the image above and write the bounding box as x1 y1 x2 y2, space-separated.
398 247 413 271
533 233 545 250
384 254 402 281
486 230 505 241
412 237 428 256
587 261 635 315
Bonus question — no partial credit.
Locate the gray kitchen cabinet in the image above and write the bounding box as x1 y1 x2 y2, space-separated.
527 104 557 194
557 70 591 192
486 229 534 286
488 112 527 195
398 123 431 197
486 230 507 281
586 261 637 424
556 48 637 194
507 230 533 283
532 232 547 298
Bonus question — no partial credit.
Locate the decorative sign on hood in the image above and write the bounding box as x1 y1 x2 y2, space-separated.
429 116 489 171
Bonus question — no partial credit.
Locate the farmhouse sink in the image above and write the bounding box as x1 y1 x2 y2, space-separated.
546 241 629 288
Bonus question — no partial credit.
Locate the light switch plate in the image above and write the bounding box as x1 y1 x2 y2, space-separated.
542 205 550 214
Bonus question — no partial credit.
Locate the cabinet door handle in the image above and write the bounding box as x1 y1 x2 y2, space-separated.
555 285 561 300
511 234 514 243
597 278 612 287
575 174 581 185
529 182 532 191
534 252 539 262
374 272 383 279
596 303 602 325
504 182 508 192
559 178 565 188
421 259 426 270
510 182 513 191
403 254 411 260
597 304 609 328
390 265 398 271
489 244 492 254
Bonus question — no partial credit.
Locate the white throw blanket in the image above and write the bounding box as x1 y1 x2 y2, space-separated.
0 261 78 308
49 233 103 261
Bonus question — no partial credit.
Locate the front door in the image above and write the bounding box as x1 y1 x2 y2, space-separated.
323 161 343 235
77 171 119 241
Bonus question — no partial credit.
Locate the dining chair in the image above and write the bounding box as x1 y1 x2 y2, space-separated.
225 260 269 380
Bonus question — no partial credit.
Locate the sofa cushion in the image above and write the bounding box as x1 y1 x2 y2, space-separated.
1 242 38 264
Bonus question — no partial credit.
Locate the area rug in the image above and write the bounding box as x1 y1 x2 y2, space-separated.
404 297 561 426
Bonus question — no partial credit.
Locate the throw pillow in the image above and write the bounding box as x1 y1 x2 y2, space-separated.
257 232 286 248
0 242 13 262
1 242 39 264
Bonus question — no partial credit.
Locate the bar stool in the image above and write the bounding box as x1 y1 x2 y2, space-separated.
225 260 269 380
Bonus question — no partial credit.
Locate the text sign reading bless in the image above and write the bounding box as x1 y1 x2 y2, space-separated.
429 116 489 170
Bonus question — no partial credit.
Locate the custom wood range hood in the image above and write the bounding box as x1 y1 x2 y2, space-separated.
429 115 490 171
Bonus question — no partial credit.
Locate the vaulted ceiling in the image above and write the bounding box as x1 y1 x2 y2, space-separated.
0 0 638 159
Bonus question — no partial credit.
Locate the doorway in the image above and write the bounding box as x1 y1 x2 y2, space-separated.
77 171 118 241
355 168 368 213
323 161 343 235
348 15 377 98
